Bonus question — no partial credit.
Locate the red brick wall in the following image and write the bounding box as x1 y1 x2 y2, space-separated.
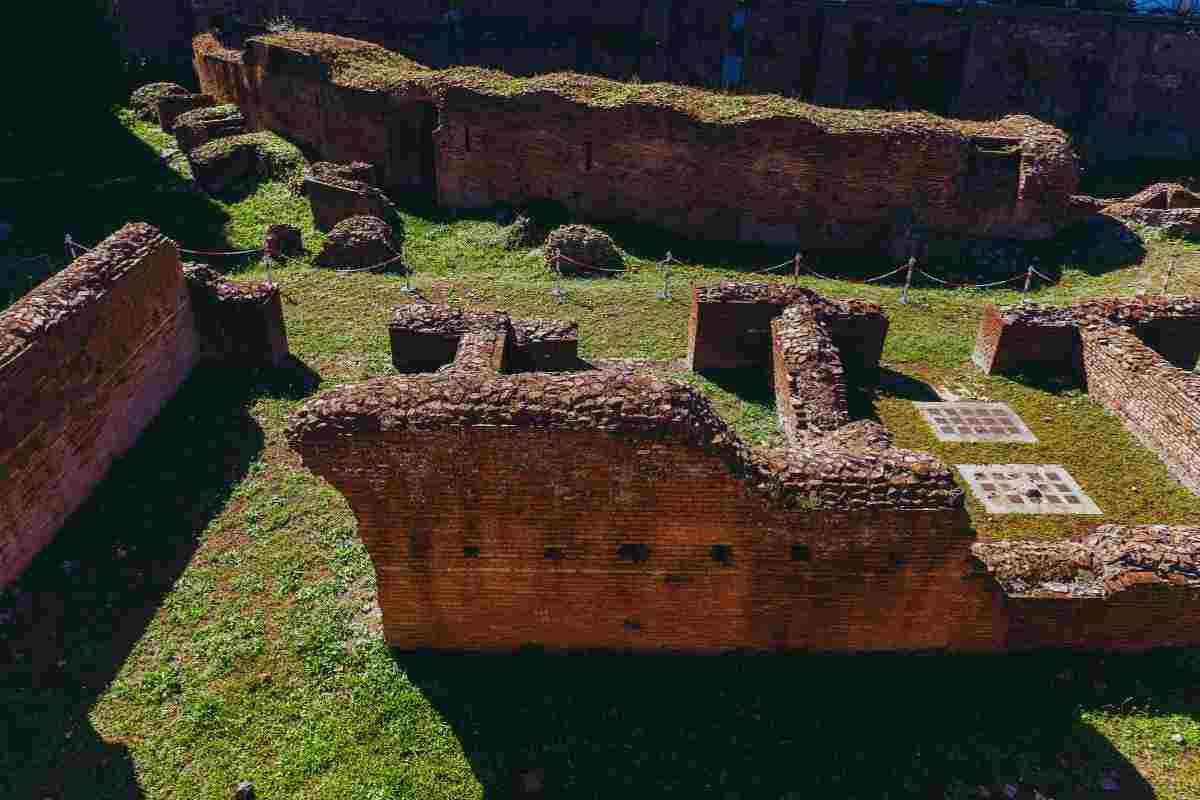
971 304 1081 377
166 3 1200 163
1081 324 1200 496
0 224 200 587
297 427 989 652
195 34 1080 250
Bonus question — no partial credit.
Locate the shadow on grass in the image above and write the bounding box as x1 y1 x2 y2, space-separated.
396 647 1199 798
0 358 317 799
4 112 234 263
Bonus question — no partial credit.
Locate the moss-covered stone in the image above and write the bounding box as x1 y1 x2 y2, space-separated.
544 225 624 276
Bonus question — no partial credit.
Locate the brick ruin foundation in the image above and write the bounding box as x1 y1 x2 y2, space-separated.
191 31 1086 254
287 284 1200 653
122 1 1200 164
974 297 1200 495
0 224 289 587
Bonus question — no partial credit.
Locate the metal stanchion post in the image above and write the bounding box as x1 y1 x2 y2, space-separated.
550 252 566 304
899 257 914 305
792 252 801 285
64 234 74 261
1162 259 1175 296
1022 265 1033 298
400 255 414 293
657 253 672 301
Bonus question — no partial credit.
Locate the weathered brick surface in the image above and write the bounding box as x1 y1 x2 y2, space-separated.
174 107 246 153
191 32 1082 251
771 305 849 441
138 3 1200 162
689 283 887 374
0 224 199 587
183 265 290 366
973 297 1200 496
389 304 577 373
156 93 216 132
289 283 1200 652
288 365 987 652
303 172 395 232
972 526 1200 651
1081 323 1200 496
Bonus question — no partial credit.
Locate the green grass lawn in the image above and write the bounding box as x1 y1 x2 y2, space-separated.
1 109 1200 799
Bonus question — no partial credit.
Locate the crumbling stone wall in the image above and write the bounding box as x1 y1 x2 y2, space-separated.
288 366 989 653
389 303 578 373
183 265 290 366
0 225 292 588
142 2 1200 162
288 285 1200 652
972 525 1200 651
193 32 1084 250
974 297 1200 495
0 224 199 587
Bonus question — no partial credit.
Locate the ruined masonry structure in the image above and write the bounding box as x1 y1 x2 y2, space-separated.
0 224 289 587
124 1 1200 164
974 297 1200 496
287 285 1200 653
193 31 1083 253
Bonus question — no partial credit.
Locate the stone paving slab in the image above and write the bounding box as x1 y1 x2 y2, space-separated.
958 464 1102 515
915 401 1037 443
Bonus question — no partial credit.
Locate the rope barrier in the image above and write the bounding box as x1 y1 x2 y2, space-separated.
332 253 406 275
179 246 263 257
554 251 629 275
863 263 909 284
1028 267 1056 283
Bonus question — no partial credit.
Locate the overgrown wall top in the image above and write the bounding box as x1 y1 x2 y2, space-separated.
149 2 1200 162
194 32 1082 246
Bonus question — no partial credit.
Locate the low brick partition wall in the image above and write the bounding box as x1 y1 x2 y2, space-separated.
174 106 246 153
0 224 200 586
973 297 1200 495
183 265 290 366
303 171 395 232
688 283 887 374
287 367 997 653
972 526 1200 651
194 31 1086 252
771 305 850 441
0 225 294 588
389 303 577 373
157 92 216 132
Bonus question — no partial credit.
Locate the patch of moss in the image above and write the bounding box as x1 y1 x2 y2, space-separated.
191 131 309 190
175 104 241 126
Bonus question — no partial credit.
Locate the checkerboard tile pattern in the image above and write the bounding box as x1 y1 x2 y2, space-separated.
914 402 1037 443
957 465 1102 515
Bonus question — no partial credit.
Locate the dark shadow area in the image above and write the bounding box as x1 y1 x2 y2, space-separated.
396 647 1197 798
696 366 777 409
2 110 235 299
0 358 317 799
1079 158 1200 200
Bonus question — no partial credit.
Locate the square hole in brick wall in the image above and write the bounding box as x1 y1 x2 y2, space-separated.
914 402 1037 444
957 464 1102 515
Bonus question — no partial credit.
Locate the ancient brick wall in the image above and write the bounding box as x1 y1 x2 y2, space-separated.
288 368 995 653
972 526 1200 651
288 286 1200 652
0 224 200 587
1080 323 1200 495
160 2 1200 162
193 32 1083 250
432 82 1074 246
973 297 1200 496
183 265 290 366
